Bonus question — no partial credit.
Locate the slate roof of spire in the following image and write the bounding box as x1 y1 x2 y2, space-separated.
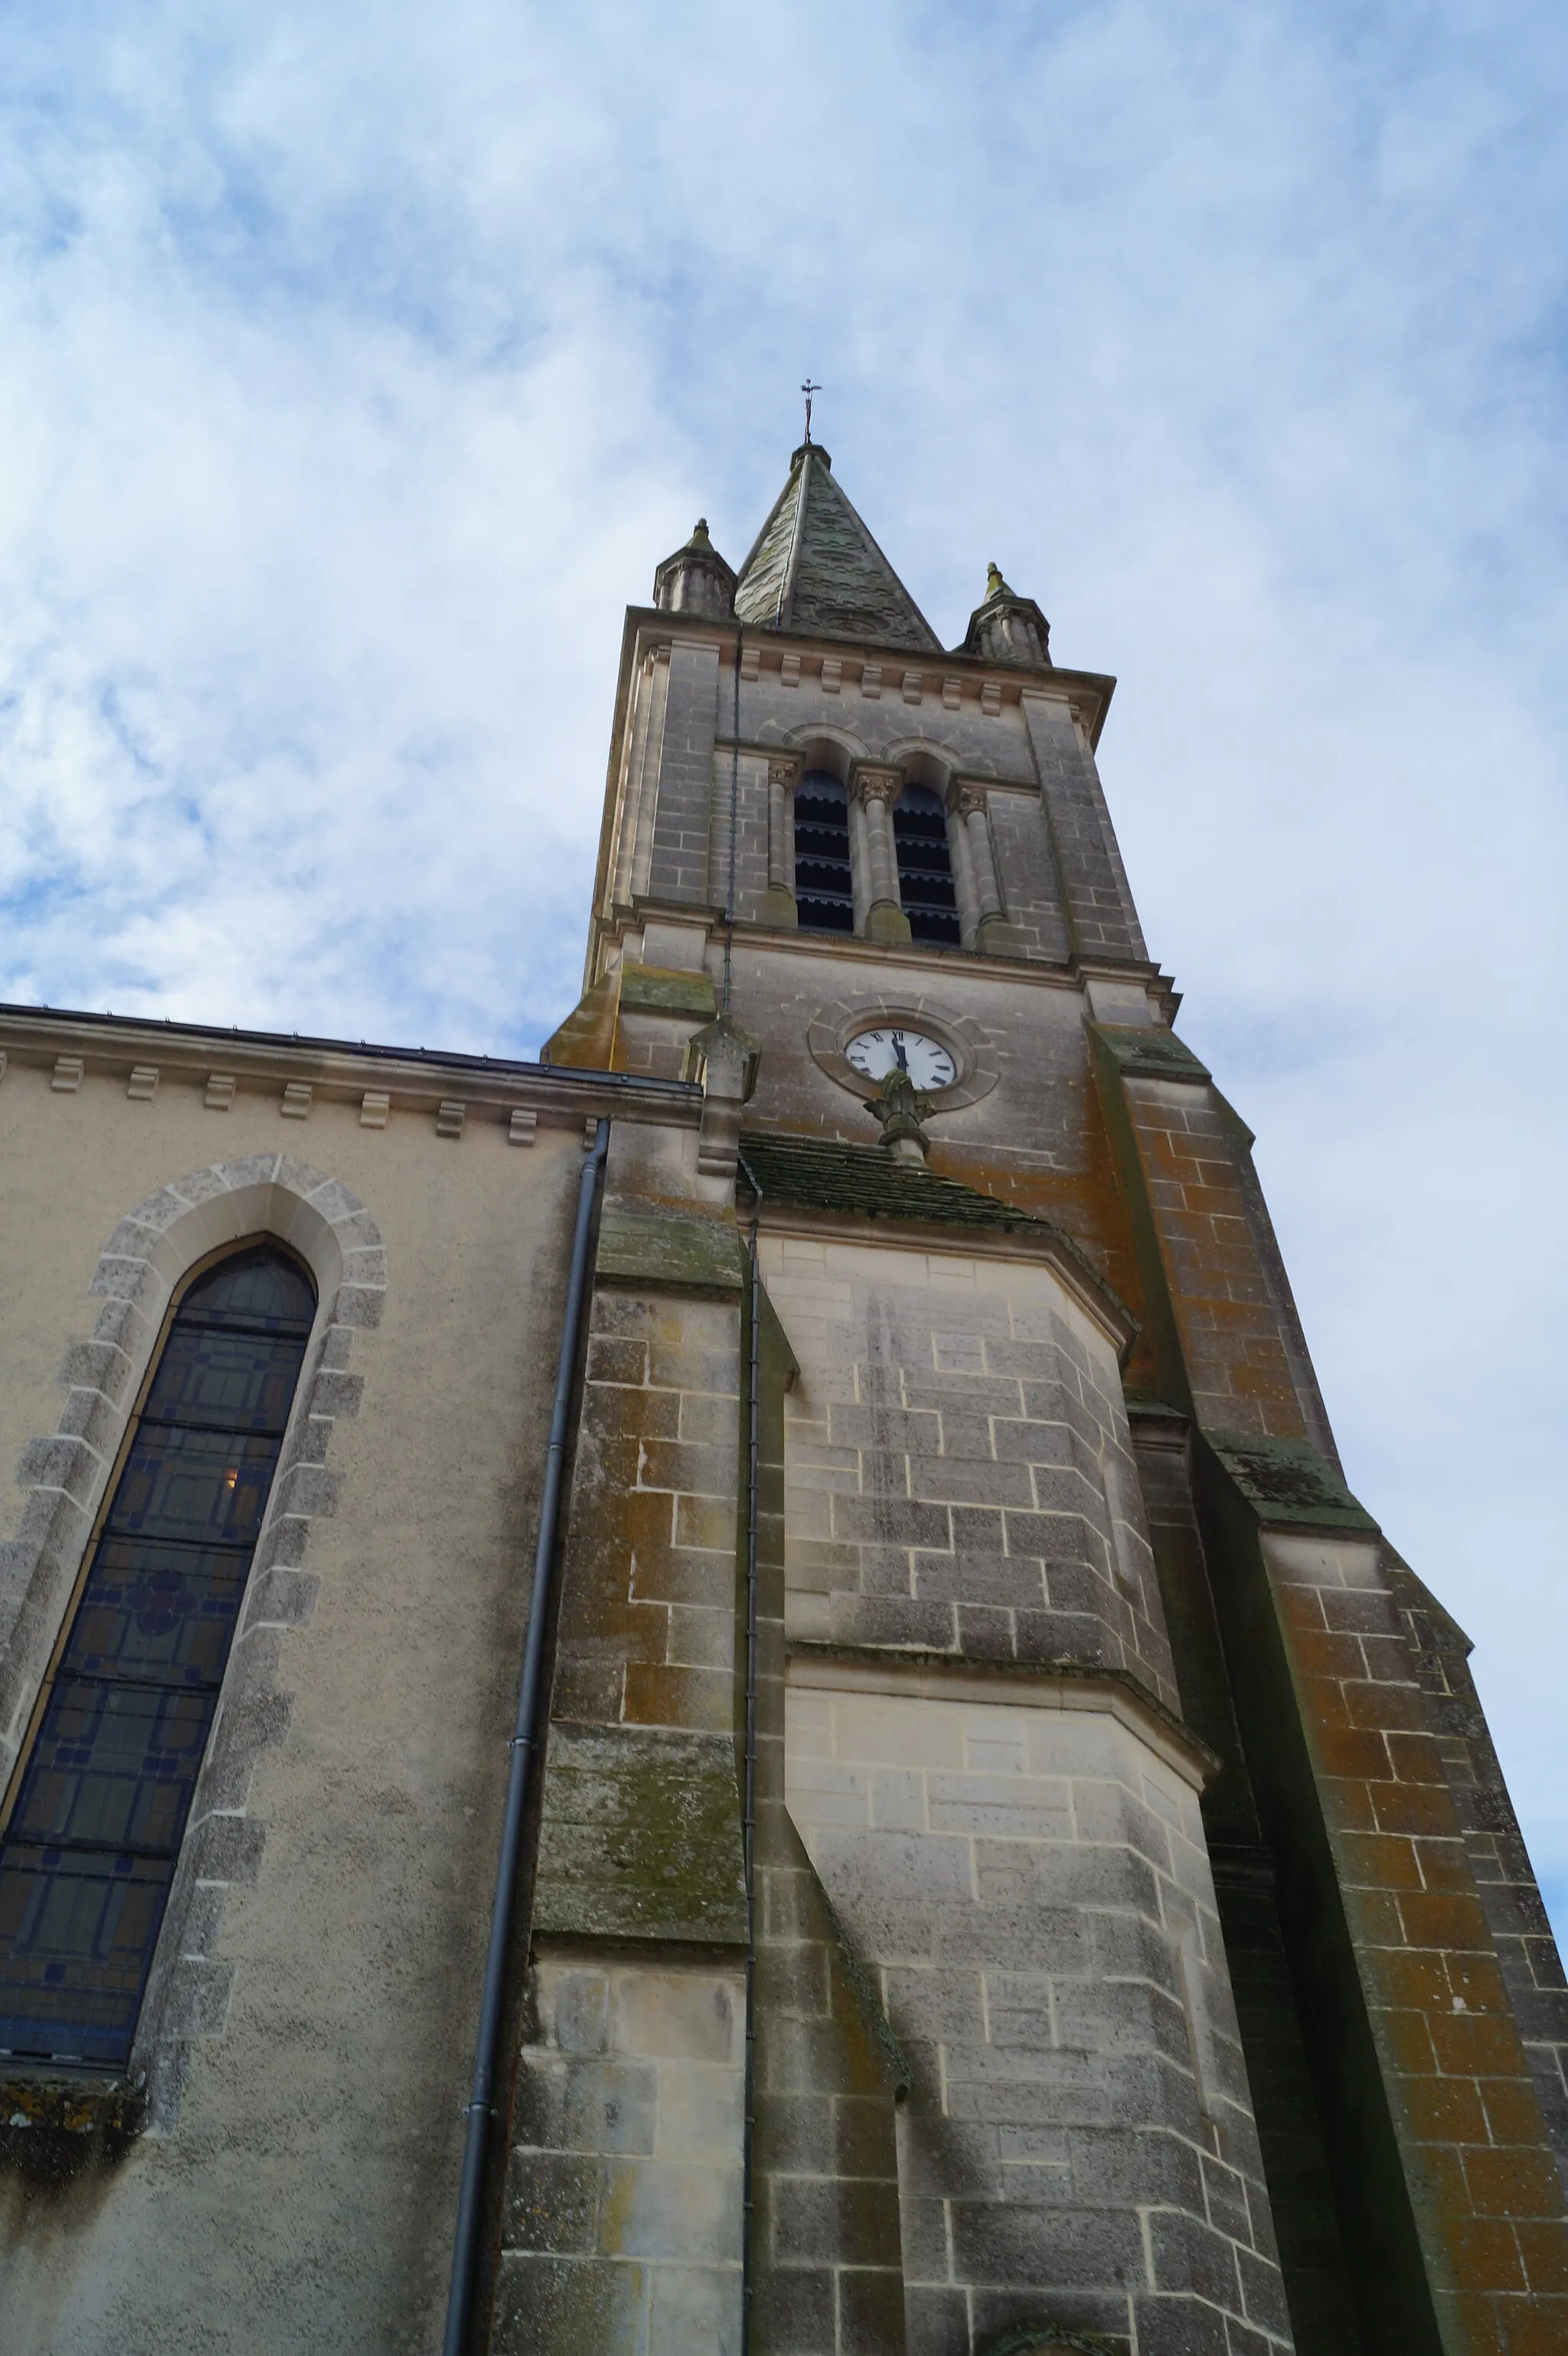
737 1129 1042 1233
733 445 942 653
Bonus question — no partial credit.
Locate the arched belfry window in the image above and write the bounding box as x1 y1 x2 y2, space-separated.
893 783 961 946
0 1243 315 2069
792 771 854 933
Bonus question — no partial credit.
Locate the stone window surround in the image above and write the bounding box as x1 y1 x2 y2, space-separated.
0 1152 385 2129
766 727 1020 949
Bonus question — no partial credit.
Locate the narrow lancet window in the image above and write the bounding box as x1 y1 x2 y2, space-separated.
893 783 961 946
792 771 854 933
0 1244 315 2070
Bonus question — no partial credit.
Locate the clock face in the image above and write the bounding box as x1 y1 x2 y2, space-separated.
845 1026 958 1090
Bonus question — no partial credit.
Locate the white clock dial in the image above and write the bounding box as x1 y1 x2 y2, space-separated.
844 1026 958 1091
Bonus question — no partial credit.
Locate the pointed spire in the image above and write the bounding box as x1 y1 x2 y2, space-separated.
652 518 737 619
733 446 940 653
960 561 1051 668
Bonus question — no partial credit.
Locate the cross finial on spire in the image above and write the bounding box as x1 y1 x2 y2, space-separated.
801 379 822 444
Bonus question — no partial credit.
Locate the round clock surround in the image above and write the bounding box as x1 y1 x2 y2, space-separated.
805 997 1000 1109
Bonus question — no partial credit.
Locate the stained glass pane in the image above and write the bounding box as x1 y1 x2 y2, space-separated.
0 1849 172 2066
144 1327 305 1433
180 1252 315 1332
8 1680 215 1854
0 1243 313 2069
108 1426 283 1547
63 1539 248 1688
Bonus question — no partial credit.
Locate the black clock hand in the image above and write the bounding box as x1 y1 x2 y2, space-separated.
893 1034 909 1072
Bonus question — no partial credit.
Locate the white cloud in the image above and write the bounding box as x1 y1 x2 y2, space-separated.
2 0 1567 1932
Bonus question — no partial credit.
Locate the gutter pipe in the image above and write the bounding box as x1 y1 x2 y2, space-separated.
737 1148 764 2353
723 629 742 1014
442 1116 611 2356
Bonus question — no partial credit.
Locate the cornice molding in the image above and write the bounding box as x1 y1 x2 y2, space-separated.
786 1642 1220 1791
0 1007 701 1130
753 1194 1137 1364
617 606 1118 748
599 904 1173 1005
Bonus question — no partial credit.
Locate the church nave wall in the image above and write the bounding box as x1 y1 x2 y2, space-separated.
0 1022 678 2355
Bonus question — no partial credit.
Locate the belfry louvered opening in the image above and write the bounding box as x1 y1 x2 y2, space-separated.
792 770 854 933
0 1243 315 2070
893 783 961 946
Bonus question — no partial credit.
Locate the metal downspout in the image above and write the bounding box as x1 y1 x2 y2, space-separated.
442 1116 611 2356
737 1149 764 2354
724 628 742 1014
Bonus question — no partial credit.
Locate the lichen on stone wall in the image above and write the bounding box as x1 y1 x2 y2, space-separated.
531 1724 747 1946
1205 1430 1377 1531
0 2073 145 2197
595 1202 746 1294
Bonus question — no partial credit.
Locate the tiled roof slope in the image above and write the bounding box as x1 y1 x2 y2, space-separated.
737 1130 1041 1231
733 446 941 654
734 1132 1135 1342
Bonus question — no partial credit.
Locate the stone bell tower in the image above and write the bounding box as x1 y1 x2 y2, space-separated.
493 440 1568 2356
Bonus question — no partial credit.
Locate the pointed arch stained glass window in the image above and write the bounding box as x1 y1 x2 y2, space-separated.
0 1245 315 2070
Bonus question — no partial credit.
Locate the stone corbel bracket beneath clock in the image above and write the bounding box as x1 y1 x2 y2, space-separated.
806 998 999 1111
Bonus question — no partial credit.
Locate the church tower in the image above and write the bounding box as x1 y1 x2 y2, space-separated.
510 440 1568 2355
1 440 1565 2356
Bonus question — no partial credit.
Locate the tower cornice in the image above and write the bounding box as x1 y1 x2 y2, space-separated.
591 891 1178 1021
614 605 1117 740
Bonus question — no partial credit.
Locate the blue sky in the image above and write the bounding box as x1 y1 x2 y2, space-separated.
3 1 1567 1933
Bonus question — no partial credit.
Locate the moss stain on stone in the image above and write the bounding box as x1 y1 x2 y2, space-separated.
595 1203 746 1295
532 1724 748 1945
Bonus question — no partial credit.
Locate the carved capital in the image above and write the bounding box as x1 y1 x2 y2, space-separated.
683 1013 761 1185
767 755 802 792
867 1067 932 1158
851 763 901 807
953 784 990 821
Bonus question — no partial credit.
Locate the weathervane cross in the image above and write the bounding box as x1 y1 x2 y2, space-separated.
801 378 822 444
